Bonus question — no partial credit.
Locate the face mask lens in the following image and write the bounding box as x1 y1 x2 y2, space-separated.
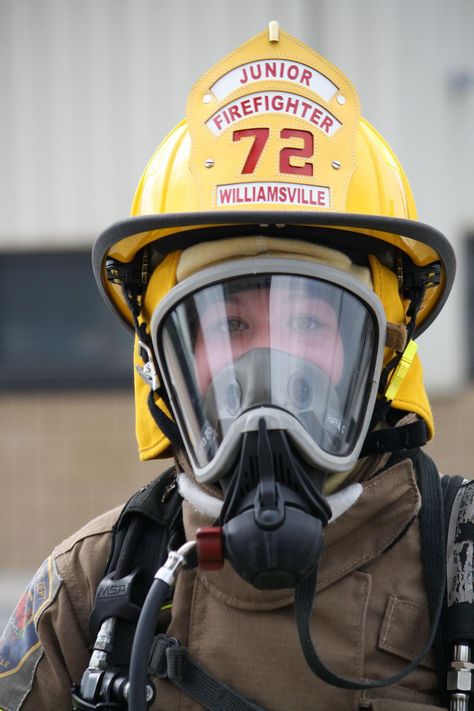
153 264 384 480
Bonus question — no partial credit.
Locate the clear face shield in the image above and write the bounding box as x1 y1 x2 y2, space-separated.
150 258 386 485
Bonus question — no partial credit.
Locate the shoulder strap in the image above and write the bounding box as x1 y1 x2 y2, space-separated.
432 470 465 706
149 636 266 711
441 472 465 540
89 466 184 674
445 477 474 644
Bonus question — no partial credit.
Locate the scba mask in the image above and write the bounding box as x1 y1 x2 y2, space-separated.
150 257 385 589
151 257 386 485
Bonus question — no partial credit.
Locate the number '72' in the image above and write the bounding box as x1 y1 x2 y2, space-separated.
232 128 314 177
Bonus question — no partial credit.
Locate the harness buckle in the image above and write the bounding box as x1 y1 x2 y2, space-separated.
89 569 142 641
149 634 179 678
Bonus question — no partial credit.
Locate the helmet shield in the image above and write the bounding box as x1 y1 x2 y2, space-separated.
151 259 386 483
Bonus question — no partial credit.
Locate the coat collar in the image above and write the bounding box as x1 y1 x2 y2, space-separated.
182 458 421 609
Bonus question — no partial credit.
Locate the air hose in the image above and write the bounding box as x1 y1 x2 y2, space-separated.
127 541 196 711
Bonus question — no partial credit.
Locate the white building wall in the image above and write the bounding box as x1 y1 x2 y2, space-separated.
1 0 473 390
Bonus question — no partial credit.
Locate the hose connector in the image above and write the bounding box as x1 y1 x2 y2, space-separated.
448 644 474 711
154 541 196 587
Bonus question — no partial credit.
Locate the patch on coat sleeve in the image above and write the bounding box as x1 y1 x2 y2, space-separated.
0 556 62 709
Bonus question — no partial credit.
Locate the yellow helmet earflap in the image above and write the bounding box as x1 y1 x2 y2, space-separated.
368 255 434 441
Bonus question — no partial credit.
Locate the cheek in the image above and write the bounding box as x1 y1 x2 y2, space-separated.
311 329 343 385
273 331 344 385
327 333 344 384
193 336 210 394
194 335 235 394
298 336 344 385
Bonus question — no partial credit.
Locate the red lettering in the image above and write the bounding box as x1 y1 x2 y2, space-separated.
320 115 334 134
287 187 297 203
287 64 299 80
264 61 276 78
219 187 232 204
318 190 328 206
285 96 299 114
250 64 262 80
309 107 323 126
212 114 223 131
300 101 312 119
239 67 249 85
300 69 312 87
268 186 278 202
272 94 284 111
240 99 252 116
229 105 241 121
252 95 263 112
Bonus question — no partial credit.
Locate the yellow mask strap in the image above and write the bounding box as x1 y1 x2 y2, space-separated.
384 340 418 402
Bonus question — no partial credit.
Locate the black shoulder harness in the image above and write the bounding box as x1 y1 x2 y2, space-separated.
72 466 183 709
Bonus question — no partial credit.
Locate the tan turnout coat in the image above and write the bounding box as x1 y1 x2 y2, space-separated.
0 459 447 710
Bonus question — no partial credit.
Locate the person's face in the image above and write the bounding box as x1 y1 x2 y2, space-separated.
193 284 344 394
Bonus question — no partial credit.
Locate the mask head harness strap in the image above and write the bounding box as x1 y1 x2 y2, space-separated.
361 255 441 457
108 252 184 448
382 254 441 396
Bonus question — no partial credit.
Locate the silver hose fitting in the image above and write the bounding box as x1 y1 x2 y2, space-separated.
154 540 196 587
448 644 474 711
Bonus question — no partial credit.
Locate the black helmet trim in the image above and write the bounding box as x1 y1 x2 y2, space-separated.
92 210 456 336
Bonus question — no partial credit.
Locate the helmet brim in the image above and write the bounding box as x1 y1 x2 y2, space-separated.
92 210 456 337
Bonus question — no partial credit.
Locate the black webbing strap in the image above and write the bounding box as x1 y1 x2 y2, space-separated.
445 478 474 645
414 454 454 704
147 390 184 448
149 635 266 711
360 419 428 457
432 472 466 706
88 467 183 674
294 450 446 690
441 473 465 543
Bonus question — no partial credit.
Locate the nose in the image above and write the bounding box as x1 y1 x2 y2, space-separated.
233 310 272 358
250 327 271 350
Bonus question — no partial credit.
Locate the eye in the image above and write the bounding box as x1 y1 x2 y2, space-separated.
288 313 325 332
212 316 248 336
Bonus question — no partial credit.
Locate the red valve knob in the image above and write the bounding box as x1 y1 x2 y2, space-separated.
196 526 225 571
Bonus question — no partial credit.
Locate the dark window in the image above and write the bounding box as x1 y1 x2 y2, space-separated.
0 251 133 390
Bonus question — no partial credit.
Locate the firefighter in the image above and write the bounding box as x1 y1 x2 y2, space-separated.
0 23 459 711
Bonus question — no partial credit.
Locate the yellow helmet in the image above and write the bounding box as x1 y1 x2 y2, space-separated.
92 23 455 461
